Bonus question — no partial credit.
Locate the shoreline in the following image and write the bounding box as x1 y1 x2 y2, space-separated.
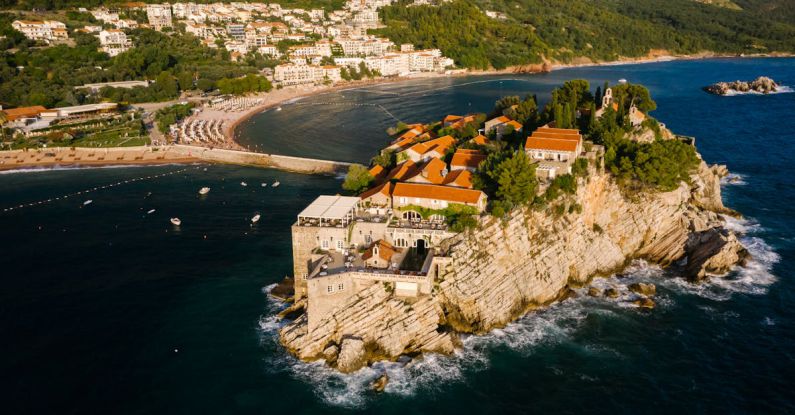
0 52 790 174
226 52 795 145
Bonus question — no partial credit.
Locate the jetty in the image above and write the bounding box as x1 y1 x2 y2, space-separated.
0 145 351 175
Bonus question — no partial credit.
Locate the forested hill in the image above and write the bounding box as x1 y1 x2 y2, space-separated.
374 0 795 70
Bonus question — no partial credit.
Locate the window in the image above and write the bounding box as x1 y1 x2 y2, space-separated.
327 285 333 293
399 197 407 204
337 240 344 250
431 199 437 205
321 240 329 249
302 273 308 280
338 283 344 291
440 201 448 208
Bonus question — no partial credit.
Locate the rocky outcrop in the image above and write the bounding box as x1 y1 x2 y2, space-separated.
280 159 747 371
684 227 749 281
703 76 780 95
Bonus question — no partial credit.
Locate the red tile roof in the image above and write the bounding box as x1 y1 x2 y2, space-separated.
393 182 484 204
2 106 46 121
524 137 579 152
442 169 474 189
450 149 487 170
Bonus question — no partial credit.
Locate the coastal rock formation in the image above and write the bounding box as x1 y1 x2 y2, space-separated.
279 157 747 372
703 76 780 95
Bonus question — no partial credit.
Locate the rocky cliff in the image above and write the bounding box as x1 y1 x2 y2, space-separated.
279 156 747 373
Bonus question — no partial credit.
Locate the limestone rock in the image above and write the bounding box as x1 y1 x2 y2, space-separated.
632 298 656 309
336 337 366 373
587 287 602 297
628 283 656 296
704 76 779 95
371 373 388 393
684 227 749 281
604 287 620 298
322 344 339 364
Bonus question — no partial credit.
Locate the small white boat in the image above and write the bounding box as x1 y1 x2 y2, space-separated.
83 200 93 206
170 217 181 226
199 187 211 195
241 181 248 187
147 209 156 214
618 78 628 84
251 214 261 223
260 183 268 187
275 107 282 111
272 181 280 187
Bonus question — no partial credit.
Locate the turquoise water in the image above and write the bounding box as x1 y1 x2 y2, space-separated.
2 58 794 413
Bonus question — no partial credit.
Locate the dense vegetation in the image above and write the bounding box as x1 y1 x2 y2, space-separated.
0 14 268 108
154 102 193 134
376 0 795 69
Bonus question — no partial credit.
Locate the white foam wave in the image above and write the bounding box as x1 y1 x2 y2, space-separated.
721 85 793 96
720 173 747 186
257 281 640 407
660 215 778 301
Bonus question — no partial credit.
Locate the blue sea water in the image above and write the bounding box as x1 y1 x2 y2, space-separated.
1 58 794 414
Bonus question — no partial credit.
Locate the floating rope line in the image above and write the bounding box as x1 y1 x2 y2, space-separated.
1 167 192 213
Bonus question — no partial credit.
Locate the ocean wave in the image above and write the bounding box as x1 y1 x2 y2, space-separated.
721 85 793 96
257 280 645 408
659 215 778 301
720 173 746 186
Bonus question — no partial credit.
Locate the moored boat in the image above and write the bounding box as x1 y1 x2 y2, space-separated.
199 187 211 195
170 217 181 226
272 181 280 187
251 214 261 223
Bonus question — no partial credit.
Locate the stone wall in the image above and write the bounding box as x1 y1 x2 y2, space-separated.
172 145 351 174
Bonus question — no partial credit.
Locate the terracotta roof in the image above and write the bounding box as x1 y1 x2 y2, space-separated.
419 157 448 184
2 106 46 121
369 164 386 181
362 239 398 262
531 132 582 141
506 120 523 130
450 149 486 170
442 169 474 189
407 135 455 158
393 182 484 204
359 181 392 200
524 137 579 152
490 115 511 123
449 115 476 130
386 160 421 181
470 134 490 146
443 114 462 124
534 126 581 136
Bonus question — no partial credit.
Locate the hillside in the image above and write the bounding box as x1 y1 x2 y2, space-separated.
375 0 795 69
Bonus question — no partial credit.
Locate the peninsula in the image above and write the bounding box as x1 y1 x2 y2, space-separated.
277 80 748 374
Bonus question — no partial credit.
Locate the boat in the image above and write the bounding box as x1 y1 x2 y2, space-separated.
251 214 261 223
272 181 280 187
618 78 628 84
261 183 268 187
147 209 156 214
241 181 248 187
83 200 93 206
170 217 181 226
198 187 211 195
275 106 282 111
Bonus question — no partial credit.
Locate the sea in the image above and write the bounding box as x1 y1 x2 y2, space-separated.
1 58 794 414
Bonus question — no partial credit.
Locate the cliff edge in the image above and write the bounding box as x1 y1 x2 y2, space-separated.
279 152 747 373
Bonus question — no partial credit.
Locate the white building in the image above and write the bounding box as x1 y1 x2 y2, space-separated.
12 20 68 44
274 63 342 86
97 29 131 57
146 4 173 30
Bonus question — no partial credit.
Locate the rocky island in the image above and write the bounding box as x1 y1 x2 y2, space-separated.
703 76 781 95
275 81 748 375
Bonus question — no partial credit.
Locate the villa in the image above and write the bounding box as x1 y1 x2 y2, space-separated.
401 135 455 162
524 126 583 179
12 20 68 43
484 115 522 138
450 148 487 172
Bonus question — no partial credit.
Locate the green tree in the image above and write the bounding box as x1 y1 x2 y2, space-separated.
342 164 374 194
